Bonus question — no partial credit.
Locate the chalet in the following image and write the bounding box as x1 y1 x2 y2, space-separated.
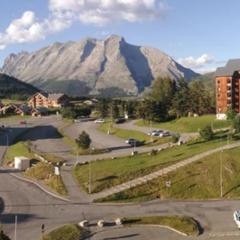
28 92 69 108
0 104 31 116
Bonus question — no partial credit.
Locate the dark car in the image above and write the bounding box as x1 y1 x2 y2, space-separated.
125 138 143 147
115 118 126 124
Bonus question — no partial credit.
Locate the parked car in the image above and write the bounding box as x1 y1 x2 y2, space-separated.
115 118 126 124
125 138 143 147
233 211 240 228
19 120 27 125
159 131 170 137
94 118 105 123
148 129 163 136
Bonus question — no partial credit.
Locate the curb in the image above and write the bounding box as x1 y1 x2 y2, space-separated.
124 224 189 237
10 173 73 203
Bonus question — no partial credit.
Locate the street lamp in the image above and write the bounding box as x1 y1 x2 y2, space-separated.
5 133 9 147
88 160 91 194
220 147 223 198
14 215 18 240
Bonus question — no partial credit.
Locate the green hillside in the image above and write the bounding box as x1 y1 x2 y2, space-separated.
0 73 38 99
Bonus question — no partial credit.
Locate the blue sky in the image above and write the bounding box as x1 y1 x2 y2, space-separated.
0 0 240 73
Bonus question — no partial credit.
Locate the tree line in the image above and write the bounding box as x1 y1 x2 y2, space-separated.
60 77 215 122
96 77 215 122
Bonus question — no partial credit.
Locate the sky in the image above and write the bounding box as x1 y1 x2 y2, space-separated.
0 0 240 74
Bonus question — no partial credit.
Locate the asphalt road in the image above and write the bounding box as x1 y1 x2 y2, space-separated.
1 116 240 239
1 171 240 240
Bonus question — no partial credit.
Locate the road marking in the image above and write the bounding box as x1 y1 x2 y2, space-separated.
209 232 240 237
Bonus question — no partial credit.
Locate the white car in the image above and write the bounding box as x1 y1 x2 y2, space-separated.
233 211 240 228
159 131 170 137
94 118 105 123
148 130 163 136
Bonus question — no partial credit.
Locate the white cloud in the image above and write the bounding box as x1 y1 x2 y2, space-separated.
178 54 214 69
178 54 217 73
0 0 166 49
49 0 167 26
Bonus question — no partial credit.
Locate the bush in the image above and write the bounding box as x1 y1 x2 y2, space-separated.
172 133 180 143
199 125 214 141
76 131 91 149
233 116 240 133
0 231 11 240
61 107 92 119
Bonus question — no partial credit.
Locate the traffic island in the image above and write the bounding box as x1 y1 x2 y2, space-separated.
42 224 90 240
122 216 201 237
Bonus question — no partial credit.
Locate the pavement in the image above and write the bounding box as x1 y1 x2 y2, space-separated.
2 171 240 240
1 116 240 239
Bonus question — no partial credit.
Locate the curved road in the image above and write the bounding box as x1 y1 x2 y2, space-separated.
1 171 240 239
1 116 240 239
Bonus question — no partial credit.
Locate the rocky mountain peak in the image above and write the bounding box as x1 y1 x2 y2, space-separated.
0 36 199 97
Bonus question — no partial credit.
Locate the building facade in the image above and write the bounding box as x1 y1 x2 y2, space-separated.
215 59 240 120
28 92 69 108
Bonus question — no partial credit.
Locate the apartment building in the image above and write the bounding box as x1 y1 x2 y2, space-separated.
215 59 240 119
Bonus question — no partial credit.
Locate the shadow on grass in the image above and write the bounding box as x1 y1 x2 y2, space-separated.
103 234 139 239
223 184 240 197
97 176 119 182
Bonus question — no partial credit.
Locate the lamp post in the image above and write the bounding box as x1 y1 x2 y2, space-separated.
88 160 91 194
150 120 153 142
220 147 223 198
14 215 17 240
5 133 9 147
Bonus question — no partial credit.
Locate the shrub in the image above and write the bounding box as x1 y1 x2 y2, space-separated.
172 133 180 143
0 230 11 240
199 125 214 141
233 116 240 133
76 131 91 149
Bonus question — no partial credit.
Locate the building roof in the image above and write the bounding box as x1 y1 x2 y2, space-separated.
48 93 65 101
216 59 240 77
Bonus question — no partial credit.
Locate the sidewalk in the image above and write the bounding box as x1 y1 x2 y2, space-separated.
61 166 91 202
90 141 240 201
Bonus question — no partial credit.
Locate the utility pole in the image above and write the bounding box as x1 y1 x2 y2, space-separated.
220 147 223 198
150 120 153 142
88 160 91 194
14 215 17 240
5 133 9 147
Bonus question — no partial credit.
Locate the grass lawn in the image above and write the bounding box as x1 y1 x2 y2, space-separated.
98 121 171 146
4 142 35 165
122 216 200 236
98 147 240 202
43 224 89 240
74 131 236 194
136 115 231 133
25 162 67 195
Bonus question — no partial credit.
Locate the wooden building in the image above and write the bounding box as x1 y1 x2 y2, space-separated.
215 59 240 120
28 92 69 108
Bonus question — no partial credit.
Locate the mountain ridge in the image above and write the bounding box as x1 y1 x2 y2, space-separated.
0 35 199 96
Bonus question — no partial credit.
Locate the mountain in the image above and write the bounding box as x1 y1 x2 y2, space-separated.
0 35 199 97
0 73 38 98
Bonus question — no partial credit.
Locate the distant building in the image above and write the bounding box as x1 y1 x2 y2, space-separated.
0 104 31 116
28 92 69 108
215 59 240 120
